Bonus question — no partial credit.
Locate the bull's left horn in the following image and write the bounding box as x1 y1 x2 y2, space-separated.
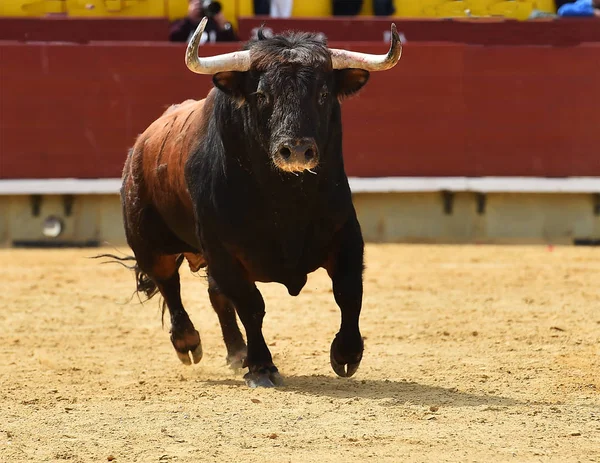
330 23 402 71
185 17 251 74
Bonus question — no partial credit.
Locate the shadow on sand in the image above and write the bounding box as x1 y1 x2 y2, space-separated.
198 374 521 407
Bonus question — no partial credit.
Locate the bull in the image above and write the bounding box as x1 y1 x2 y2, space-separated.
115 18 402 387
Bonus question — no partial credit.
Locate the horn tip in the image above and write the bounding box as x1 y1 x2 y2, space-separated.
192 16 209 41
195 16 208 36
390 23 400 43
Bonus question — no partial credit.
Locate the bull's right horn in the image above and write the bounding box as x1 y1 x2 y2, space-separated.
330 23 402 71
185 17 251 74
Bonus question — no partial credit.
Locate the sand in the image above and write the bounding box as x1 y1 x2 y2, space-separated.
1 244 599 462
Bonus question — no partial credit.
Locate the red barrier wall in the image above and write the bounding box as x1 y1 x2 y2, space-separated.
3 17 600 46
1 41 599 179
0 17 170 43
3 17 600 45
238 17 600 45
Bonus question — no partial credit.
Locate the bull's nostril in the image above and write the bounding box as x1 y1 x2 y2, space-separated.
304 149 315 160
279 147 291 159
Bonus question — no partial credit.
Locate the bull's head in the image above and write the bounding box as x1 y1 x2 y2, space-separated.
185 18 402 174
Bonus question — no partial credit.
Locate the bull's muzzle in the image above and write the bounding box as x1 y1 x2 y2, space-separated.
274 138 319 173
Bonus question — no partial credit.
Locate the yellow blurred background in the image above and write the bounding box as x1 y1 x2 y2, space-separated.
0 0 556 24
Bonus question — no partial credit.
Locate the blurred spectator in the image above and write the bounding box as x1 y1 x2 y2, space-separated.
374 0 395 15
254 0 270 14
557 0 600 15
333 0 394 15
271 0 293 17
169 0 203 42
333 0 363 15
169 1 237 43
203 1 238 42
554 0 573 9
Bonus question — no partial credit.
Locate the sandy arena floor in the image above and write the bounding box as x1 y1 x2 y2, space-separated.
1 244 599 462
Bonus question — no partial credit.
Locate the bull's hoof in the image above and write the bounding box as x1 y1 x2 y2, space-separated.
226 348 247 370
244 367 285 388
171 329 203 366
330 337 362 378
175 344 203 365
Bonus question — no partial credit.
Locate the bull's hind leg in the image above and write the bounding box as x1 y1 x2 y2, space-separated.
123 202 202 366
139 253 203 365
157 257 203 365
207 275 247 369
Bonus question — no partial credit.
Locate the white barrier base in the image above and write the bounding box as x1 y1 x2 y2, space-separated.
1 177 600 195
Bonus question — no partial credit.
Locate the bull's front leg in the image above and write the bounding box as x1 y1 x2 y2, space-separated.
327 215 365 378
208 249 283 388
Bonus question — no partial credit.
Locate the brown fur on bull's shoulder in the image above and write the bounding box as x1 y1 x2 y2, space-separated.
161 98 198 116
106 95 214 315
124 91 217 249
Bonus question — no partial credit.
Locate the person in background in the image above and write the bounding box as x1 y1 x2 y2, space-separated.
169 1 237 43
373 0 395 15
203 1 238 42
271 0 293 17
169 0 203 42
557 0 600 15
333 0 363 15
554 0 572 9
254 0 270 14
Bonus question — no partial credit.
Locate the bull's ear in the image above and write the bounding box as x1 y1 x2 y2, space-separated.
335 69 370 99
213 71 246 103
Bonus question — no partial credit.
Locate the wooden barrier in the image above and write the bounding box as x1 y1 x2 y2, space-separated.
1 40 600 179
0 17 170 42
238 17 600 46
3 17 600 46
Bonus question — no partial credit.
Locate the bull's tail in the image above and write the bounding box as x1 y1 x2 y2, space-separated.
92 251 185 324
91 252 186 302
98 254 161 299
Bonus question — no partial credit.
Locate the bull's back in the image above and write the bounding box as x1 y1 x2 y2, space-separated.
122 97 210 249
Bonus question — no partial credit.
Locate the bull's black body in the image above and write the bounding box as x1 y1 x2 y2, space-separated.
116 31 372 387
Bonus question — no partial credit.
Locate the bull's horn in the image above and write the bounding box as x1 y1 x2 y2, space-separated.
185 17 251 74
330 23 402 71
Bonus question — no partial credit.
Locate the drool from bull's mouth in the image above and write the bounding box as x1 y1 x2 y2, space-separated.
108 18 402 388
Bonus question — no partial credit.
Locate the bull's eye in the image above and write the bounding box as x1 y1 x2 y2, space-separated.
318 91 329 105
255 91 269 105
